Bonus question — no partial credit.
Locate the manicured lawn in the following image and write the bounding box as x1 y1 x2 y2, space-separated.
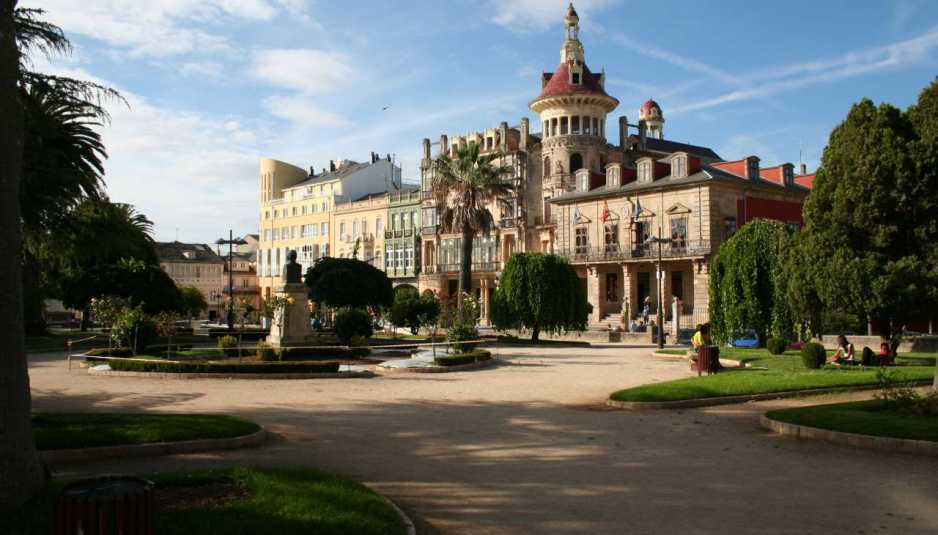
656 349 688 355
897 352 937 367
8 466 407 535
766 399 938 442
611 350 935 403
32 413 260 450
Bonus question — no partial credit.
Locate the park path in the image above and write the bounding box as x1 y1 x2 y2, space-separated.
28 346 938 535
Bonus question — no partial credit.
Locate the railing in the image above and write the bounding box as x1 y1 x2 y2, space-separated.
404 228 413 238
421 225 438 236
556 240 711 263
430 262 501 274
384 230 393 239
499 218 517 229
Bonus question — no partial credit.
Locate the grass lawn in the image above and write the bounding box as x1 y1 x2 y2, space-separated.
8 466 407 535
766 399 938 442
897 352 937 367
32 413 260 450
611 349 936 403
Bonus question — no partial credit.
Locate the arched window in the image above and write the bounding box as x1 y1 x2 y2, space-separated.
569 153 583 174
544 156 551 177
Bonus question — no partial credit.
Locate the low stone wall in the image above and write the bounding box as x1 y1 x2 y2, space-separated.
760 414 938 457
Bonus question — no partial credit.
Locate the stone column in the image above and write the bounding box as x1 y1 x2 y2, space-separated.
693 260 710 324
480 279 490 326
587 266 601 324
621 264 633 321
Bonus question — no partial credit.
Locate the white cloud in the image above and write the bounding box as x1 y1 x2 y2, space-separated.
262 95 352 127
179 60 224 78
249 49 358 94
488 0 618 32
23 0 309 58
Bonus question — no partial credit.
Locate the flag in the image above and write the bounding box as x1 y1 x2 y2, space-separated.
601 201 609 223
633 198 642 221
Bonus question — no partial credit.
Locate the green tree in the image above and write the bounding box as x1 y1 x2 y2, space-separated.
62 258 182 322
389 285 441 335
179 285 208 321
798 95 938 337
304 257 393 314
491 253 589 343
709 219 792 345
431 141 514 307
0 0 45 512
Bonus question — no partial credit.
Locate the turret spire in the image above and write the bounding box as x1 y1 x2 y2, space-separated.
561 3 584 63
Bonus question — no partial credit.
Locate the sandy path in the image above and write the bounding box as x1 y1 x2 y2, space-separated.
28 346 938 534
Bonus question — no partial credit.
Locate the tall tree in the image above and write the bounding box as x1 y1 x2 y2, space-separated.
709 219 792 345
431 141 513 306
800 97 937 336
0 0 45 512
491 252 589 343
304 257 393 315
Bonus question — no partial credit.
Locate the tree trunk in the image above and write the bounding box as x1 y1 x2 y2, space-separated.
0 0 46 512
531 325 540 344
459 227 474 308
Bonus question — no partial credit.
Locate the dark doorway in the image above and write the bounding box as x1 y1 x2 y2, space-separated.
448 279 458 299
671 271 684 300
570 153 583 173
637 272 651 308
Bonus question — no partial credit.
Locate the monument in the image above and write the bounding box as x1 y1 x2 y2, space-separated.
267 250 315 347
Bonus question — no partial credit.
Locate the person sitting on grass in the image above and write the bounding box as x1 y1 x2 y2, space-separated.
877 341 895 366
827 334 855 364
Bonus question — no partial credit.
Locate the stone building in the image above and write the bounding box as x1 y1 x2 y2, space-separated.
154 241 226 320
385 186 422 286
331 191 388 266
417 4 810 328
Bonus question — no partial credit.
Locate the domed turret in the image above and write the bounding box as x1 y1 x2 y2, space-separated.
639 99 664 139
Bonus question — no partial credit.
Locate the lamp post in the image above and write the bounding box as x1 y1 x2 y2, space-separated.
646 235 672 349
216 230 248 331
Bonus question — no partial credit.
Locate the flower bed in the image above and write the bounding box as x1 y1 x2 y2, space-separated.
433 349 492 367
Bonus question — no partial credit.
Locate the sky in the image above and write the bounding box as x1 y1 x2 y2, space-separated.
22 0 938 244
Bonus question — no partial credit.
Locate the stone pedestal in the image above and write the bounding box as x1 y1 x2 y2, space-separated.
267 283 314 348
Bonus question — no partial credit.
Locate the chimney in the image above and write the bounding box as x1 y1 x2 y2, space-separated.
800 163 807 175
309 166 315 177
440 134 449 156
422 138 431 161
638 119 647 151
499 121 509 152
386 153 391 162
520 117 529 151
618 116 628 150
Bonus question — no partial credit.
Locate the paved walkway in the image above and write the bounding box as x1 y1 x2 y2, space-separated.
29 346 938 534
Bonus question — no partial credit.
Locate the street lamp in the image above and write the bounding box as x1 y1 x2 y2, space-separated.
646 234 672 349
216 230 248 331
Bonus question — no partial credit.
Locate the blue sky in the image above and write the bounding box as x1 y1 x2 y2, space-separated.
24 0 938 244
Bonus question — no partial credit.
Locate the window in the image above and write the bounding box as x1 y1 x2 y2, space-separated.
353 221 359 237
783 166 794 186
583 116 591 135
264 229 271 241
551 118 558 137
340 222 346 238
638 161 652 183
409 212 416 229
560 116 568 135
264 211 270 220
576 171 589 192
273 209 279 219
571 71 581 85
272 228 280 240
321 202 327 212
321 222 328 235
292 207 297 216
406 246 413 268
544 156 551 177
724 217 737 240
672 155 687 178
570 153 583 173
572 116 580 134
604 224 619 253
747 158 760 179
592 117 598 136
377 217 384 234
361 219 368 236
291 226 296 239
670 217 688 249
385 249 393 269
575 227 589 255
312 203 318 213
634 221 650 247
607 166 620 187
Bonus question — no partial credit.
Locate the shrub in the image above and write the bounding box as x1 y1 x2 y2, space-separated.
334 307 373 345
217 335 239 357
433 349 492 367
85 348 134 357
447 323 479 353
106 359 340 374
800 342 827 369
109 307 156 355
348 335 371 355
256 341 278 362
766 337 788 355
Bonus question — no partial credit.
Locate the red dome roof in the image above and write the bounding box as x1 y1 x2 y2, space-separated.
641 99 661 113
535 61 610 100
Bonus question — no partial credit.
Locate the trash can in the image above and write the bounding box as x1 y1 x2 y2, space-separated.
55 476 154 535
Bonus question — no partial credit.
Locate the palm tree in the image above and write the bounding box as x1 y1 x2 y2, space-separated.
431 141 515 307
0 0 45 513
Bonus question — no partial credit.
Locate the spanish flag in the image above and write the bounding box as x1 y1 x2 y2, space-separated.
601 200 610 223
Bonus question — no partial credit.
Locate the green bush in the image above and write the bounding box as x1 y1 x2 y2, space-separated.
801 342 827 369
334 307 373 344
433 349 492 367
217 335 239 357
256 341 278 362
85 348 134 357
109 307 156 355
106 359 340 374
447 323 479 353
766 337 788 355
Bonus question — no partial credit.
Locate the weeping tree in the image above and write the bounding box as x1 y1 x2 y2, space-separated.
432 141 513 307
491 253 590 343
709 219 793 345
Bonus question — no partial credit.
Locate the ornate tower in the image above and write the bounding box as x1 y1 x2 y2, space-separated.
529 3 619 194
639 99 664 140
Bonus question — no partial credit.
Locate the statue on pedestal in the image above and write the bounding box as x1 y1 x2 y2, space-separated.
282 250 302 285
268 249 314 348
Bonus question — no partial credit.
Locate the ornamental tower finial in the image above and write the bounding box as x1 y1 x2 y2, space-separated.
561 3 584 63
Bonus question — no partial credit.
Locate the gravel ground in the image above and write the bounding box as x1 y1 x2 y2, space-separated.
28 346 938 535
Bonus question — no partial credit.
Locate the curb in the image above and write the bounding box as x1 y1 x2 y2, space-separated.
377 357 498 374
363 486 417 535
760 414 938 457
87 368 371 380
40 427 268 464
650 352 744 368
606 380 933 410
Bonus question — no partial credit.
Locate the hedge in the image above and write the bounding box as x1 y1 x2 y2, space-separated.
104 359 340 374
433 349 492 367
278 346 369 359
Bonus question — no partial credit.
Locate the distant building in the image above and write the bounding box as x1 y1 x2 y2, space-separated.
385 186 422 286
226 251 260 323
332 191 388 265
154 241 226 320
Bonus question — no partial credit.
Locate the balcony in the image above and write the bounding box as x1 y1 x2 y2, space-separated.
556 240 711 264
499 217 517 229
384 230 393 239
428 262 502 274
421 225 438 236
